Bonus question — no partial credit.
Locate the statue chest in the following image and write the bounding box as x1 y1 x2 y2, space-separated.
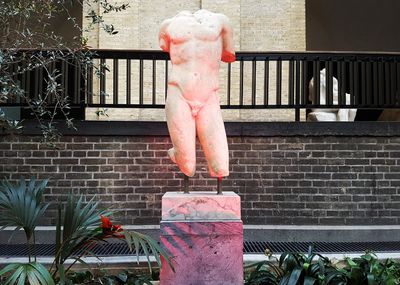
168 17 222 44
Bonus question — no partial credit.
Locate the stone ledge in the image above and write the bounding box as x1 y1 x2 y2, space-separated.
5 120 400 137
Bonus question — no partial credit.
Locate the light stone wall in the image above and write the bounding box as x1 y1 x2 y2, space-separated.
83 0 305 121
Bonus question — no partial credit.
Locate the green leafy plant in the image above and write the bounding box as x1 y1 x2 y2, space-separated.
0 263 54 285
338 252 400 285
0 177 49 250
124 231 173 273
245 248 400 285
0 177 54 284
0 177 49 261
0 0 129 143
277 245 338 285
245 246 346 285
51 195 112 283
0 177 172 285
245 260 283 285
67 269 155 285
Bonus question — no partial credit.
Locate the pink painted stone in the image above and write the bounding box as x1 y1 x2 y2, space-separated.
160 192 243 285
162 191 241 221
159 10 235 178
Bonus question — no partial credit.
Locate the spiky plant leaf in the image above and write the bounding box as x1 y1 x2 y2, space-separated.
52 193 111 278
244 260 282 285
0 177 49 241
287 267 302 284
304 275 317 285
0 263 54 285
123 230 174 272
0 263 21 276
55 204 62 267
5 265 24 285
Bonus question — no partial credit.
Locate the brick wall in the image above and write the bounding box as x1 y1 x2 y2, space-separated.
1 123 399 226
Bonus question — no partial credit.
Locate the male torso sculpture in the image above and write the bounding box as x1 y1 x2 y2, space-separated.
159 10 235 191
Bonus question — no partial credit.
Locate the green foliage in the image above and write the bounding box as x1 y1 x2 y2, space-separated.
0 0 128 143
0 262 54 285
67 269 154 285
245 248 400 285
0 176 50 262
338 252 400 285
124 231 174 273
244 259 283 285
52 194 112 283
278 246 338 285
85 0 130 36
0 177 173 285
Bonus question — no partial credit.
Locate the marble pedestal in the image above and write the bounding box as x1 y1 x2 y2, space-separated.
159 192 243 285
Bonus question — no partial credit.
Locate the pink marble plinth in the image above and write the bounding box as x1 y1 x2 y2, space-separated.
160 192 243 285
162 191 241 221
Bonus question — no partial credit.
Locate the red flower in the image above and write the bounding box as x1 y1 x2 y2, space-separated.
101 216 113 228
100 216 124 239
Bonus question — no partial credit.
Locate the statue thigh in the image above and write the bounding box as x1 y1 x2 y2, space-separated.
196 97 229 178
165 86 197 176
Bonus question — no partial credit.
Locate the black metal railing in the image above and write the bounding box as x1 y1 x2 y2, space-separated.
2 54 86 106
2 49 400 121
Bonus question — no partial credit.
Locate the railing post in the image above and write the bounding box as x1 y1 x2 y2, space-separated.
313 59 320 106
152 59 156 105
100 58 106 105
227 62 232 106
126 59 131 105
390 60 396 106
288 59 294 106
251 58 257 106
301 59 307 106
263 59 269 106
276 58 282 106
86 60 93 105
239 59 244 107
295 60 301 122
326 60 333 106
113 59 119 104
396 59 400 106
139 59 144 105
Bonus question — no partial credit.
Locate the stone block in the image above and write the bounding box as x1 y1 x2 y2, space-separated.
160 222 243 285
161 191 241 221
160 192 243 285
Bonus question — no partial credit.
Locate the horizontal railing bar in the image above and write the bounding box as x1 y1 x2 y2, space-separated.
3 103 397 111
83 103 396 110
9 48 400 55
2 103 86 107
86 104 166 108
26 49 400 61
7 49 400 61
90 49 400 60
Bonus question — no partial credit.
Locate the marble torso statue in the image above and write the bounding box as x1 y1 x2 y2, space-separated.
159 10 235 178
308 68 357 122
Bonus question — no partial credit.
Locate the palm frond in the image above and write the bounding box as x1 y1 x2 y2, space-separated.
53 193 112 278
0 263 21 276
0 177 49 241
123 230 174 272
0 263 54 285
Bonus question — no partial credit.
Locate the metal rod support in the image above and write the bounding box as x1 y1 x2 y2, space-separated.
183 175 189 194
217 177 222 195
